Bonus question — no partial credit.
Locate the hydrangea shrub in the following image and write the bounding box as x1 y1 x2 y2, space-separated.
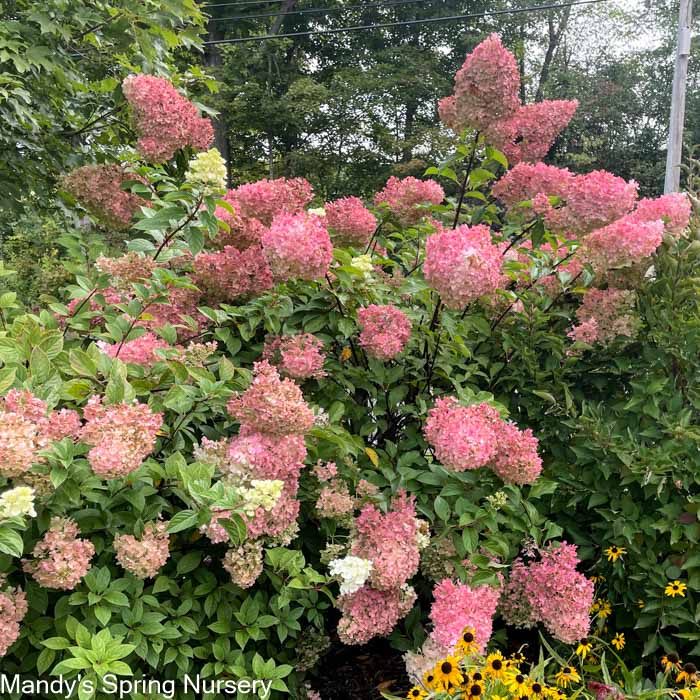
0 34 698 699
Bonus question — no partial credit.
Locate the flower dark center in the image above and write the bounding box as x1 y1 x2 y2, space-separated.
463 632 474 642
492 660 503 670
471 685 482 696
683 663 697 673
473 673 483 681
669 653 680 663
533 683 543 693
563 668 572 674
441 662 453 674
516 675 525 684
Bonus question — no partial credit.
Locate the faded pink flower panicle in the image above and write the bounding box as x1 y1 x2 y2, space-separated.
500 541 593 643
62 164 148 230
122 74 214 162
442 34 521 133
336 584 417 645
374 177 444 226
325 196 377 247
0 578 27 657
424 223 506 309
429 578 501 652
351 492 420 591
227 361 315 436
80 397 163 479
262 212 333 282
263 334 326 380
23 517 95 590
114 521 170 579
357 305 412 360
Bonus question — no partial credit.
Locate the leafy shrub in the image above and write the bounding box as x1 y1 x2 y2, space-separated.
0 33 698 700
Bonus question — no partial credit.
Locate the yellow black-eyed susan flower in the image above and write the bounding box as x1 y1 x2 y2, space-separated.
530 680 547 697
611 633 625 650
665 580 688 598
662 652 682 673
465 679 486 699
455 627 479 657
485 651 508 680
506 671 532 696
575 640 593 660
595 599 612 618
677 663 699 685
433 656 464 691
590 575 606 584
554 667 581 688
604 546 626 562
422 670 437 690
406 686 427 700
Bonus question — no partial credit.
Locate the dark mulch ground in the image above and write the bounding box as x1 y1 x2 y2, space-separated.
308 637 411 699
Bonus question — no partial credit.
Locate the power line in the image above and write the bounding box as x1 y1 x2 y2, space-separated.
203 1 286 7
209 0 435 23
202 0 610 44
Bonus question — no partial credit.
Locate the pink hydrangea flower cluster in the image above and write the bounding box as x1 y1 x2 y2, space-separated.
316 481 355 518
96 252 158 289
114 521 170 579
582 216 664 272
424 223 506 309
45 409 83 443
262 334 326 380
374 176 445 226
486 99 579 165
0 390 81 478
424 397 542 484
62 164 148 230
98 332 171 367
424 398 501 472
351 492 420 591
429 578 501 652
22 517 94 590
357 304 412 360
122 74 214 162
0 579 27 657
336 584 416 645
193 245 273 303
568 288 638 346
547 170 639 234
201 509 233 544
325 196 377 247
630 192 691 238
262 212 333 282
438 34 520 133
80 396 163 479
492 162 574 208
494 163 638 236
313 461 338 482
224 429 307 541
214 177 313 250
227 361 315 435
143 285 206 338
438 35 576 164
227 177 314 227
500 541 594 643
223 540 264 589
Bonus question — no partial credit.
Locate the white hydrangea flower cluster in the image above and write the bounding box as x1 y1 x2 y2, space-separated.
0 486 37 518
239 479 284 516
328 555 373 595
185 148 227 194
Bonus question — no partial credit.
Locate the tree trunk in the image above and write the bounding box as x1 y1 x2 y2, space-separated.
205 17 231 187
535 6 572 102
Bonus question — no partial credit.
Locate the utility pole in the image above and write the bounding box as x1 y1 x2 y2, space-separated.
665 0 693 193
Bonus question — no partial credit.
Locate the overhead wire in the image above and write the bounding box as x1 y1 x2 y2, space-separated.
208 0 438 23
202 0 611 45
